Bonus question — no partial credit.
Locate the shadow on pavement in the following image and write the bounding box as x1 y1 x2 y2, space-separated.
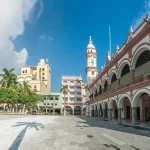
8 121 44 150
73 116 150 138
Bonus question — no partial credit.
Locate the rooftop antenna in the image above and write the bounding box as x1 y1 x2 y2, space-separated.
109 26 112 57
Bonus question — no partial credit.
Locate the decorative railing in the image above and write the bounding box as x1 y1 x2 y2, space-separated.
90 74 149 103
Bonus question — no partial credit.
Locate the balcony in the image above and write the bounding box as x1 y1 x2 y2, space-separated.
92 73 150 104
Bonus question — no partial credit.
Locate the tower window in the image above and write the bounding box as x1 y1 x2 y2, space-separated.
92 72 94 75
42 68 45 71
42 73 45 75
42 77 45 80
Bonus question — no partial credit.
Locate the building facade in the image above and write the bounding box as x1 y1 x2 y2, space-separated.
17 59 51 93
61 76 86 115
38 92 62 114
87 14 150 124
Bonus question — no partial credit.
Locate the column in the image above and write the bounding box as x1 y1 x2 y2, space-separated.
94 110 96 117
109 109 112 120
132 107 137 125
98 110 100 118
131 70 135 84
103 109 105 119
118 108 122 123
108 84 111 91
117 78 120 87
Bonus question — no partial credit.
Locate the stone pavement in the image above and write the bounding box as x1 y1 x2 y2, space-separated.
0 115 150 150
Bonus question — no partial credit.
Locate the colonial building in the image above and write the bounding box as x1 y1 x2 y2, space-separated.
86 14 150 124
61 76 86 115
38 92 62 115
17 59 51 93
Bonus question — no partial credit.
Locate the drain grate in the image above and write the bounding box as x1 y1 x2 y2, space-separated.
87 135 93 138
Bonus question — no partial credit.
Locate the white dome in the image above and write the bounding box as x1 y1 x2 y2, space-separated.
87 36 95 49
87 43 95 48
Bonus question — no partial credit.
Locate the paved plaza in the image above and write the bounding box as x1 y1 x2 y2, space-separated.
0 115 150 150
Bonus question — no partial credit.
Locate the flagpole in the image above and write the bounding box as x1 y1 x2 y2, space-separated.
109 26 112 57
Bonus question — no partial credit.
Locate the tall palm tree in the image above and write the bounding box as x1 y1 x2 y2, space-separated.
0 68 17 88
60 85 69 116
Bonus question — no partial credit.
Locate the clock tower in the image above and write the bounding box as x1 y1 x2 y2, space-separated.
86 36 98 84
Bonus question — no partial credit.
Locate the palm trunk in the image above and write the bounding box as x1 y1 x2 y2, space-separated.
64 94 66 116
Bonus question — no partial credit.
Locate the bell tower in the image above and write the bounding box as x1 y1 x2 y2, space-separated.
86 36 98 84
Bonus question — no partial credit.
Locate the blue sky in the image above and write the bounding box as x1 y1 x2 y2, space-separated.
14 0 149 92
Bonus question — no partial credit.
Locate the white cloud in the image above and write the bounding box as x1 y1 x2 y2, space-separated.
37 0 44 19
0 0 40 74
39 34 53 41
131 0 150 30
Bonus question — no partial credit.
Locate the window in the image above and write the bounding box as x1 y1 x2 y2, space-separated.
42 77 45 80
42 68 45 71
55 103 57 105
92 71 94 75
50 97 53 100
70 92 74 95
25 70 27 73
55 97 59 100
42 73 45 75
77 98 81 101
47 103 50 105
51 103 53 105
22 71 24 73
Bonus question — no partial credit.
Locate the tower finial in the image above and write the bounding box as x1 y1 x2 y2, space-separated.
89 36 92 44
89 36 92 41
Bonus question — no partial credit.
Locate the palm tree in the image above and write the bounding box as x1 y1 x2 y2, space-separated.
0 68 17 88
60 85 69 116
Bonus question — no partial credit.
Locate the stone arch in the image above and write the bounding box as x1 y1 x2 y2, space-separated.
118 59 131 78
131 44 150 70
109 98 118 109
118 93 132 119
102 76 109 88
74 106 82 115
118 93 131 108
132 88 150 107
65 106 73 115
103 101 108 118
109 98 118 118
109 69 118 84
99 84 102 95
98 103 103 117
103 80 108 92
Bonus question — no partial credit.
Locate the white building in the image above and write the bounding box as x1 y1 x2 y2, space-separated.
61 76 86 115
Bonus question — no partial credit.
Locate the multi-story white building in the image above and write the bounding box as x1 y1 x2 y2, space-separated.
61 76 86 115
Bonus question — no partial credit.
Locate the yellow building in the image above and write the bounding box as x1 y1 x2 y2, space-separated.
17 59 51 93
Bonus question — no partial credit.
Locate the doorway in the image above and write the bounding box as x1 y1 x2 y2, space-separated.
126 106 130 119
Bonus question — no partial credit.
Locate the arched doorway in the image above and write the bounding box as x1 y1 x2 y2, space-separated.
99 103 103 117
104 102 108 118
118 95 131 120
95 104 98 117
74 106 82 115
132 89 150 121
65 106 73 115
109 100 118 118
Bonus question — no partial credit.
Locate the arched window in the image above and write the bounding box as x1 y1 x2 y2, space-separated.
99 85 102 95
95 89 98 97
135 50 150 68
121 64 130 77
103 80 108 92
111 73 117 83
